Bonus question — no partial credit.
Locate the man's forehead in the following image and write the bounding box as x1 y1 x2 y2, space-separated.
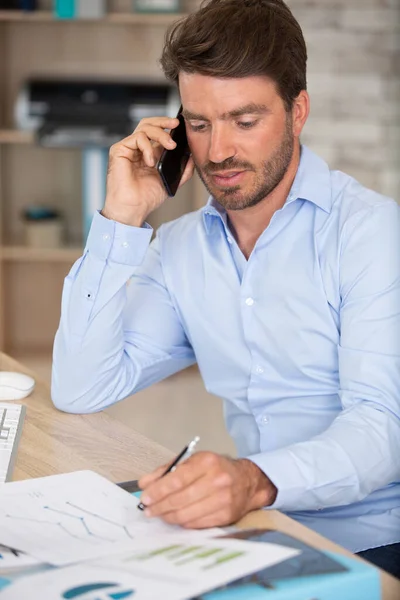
179 73 279 118
182 102 272 121
179 71 276 91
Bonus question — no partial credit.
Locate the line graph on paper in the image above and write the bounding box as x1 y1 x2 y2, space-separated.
0 470 159 566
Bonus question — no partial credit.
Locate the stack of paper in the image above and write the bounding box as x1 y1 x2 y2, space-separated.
0 471 299 599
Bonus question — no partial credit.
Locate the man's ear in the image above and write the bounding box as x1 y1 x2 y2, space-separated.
292 90 310 138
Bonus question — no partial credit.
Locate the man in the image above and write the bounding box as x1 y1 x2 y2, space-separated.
52 0 400 577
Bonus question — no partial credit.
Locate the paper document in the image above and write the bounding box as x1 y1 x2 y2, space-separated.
0 545 44 573
0 471 219 567
0 535 300 600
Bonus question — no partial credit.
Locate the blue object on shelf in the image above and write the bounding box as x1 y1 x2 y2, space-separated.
54 0 75 19
22 206 60 221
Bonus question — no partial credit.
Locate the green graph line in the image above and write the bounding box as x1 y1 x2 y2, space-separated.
202 551 245 570
167 545 203 559
175 547 223 566
131 544 183 561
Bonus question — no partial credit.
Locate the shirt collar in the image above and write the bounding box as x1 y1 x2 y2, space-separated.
202 145 332 234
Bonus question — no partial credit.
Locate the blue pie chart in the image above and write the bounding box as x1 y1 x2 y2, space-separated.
62 582 135 599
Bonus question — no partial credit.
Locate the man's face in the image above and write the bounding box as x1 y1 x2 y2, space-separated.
179 73 295 211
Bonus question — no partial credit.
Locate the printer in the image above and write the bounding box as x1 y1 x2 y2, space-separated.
15 79 180 148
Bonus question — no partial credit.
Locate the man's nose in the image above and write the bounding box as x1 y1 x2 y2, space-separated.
208 124 236 164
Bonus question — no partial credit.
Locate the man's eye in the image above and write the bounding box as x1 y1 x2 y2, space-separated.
190 123 208 132
238 121 257 129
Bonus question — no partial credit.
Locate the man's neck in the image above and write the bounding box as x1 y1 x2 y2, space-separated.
226 144 301 260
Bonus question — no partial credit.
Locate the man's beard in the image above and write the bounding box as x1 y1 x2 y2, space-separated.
194 114 294 211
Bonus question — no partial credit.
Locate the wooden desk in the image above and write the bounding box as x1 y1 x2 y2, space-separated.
1 352 399 599
0 352 174 482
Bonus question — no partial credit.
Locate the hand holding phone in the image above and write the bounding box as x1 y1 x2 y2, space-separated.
157 106 191 197
102 109 192 228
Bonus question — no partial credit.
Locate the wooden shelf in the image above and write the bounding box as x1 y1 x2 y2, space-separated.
1 246 82 262
0 10 184 24
0 130 34 144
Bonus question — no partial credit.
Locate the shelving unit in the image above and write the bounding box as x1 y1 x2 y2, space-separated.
0 9 185 24
0 1 205 355
0 130 34 144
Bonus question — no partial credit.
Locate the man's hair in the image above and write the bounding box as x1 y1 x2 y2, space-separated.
160 0 307 112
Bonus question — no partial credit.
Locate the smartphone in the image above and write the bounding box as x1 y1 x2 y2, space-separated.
157 106 191 197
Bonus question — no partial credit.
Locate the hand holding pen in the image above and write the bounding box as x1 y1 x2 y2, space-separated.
137 436 200 511
137 442 276 529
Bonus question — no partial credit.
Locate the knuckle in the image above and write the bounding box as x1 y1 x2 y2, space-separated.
135 118 148 130
214 471 233 488
170 473 184 492
136 130 148 142
200 451 219 469
109 143 118 157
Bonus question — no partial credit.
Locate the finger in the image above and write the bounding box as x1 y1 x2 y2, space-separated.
140 454 211 506
140 452 221 501
145 470 229 518
138 450 190 488
136 116 179 131
136 124 177 152
135 131 157 167
179 156 195 188
182 507 235 529
111 126 176 166
138 461 172 489
153 487 232 526
142 462 202 507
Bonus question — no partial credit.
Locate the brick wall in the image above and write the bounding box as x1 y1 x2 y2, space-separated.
288 0 400 202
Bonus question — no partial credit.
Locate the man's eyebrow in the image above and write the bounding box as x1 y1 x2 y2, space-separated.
182 103 270 121
224 103 270 118
182 109 209 121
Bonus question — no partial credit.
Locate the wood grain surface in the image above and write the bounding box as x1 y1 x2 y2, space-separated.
1 351 399 598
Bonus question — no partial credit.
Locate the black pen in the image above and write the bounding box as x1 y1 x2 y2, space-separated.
138 436 200 511
1 545 19 557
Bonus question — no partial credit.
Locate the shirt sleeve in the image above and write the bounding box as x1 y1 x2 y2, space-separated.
248 201 400 512
51 211 196 413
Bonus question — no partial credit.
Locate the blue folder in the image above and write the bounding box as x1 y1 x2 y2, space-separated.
0 490 381 600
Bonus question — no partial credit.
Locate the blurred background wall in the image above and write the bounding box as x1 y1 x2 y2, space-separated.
291 0 400 200
0 0 398 454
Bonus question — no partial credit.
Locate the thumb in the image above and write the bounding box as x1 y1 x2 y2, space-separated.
138 461 171 489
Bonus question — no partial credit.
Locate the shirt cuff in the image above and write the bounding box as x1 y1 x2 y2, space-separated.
86 211 153 266
248 449 307 511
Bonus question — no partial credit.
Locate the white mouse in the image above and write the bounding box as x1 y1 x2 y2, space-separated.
0 371 35 401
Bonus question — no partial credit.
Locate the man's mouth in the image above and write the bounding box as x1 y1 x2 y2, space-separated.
210 171 247 187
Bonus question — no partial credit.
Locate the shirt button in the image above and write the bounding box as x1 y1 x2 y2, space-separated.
121 241 129 248
254 365 264 374
245 297 254 306
227 237 233 244
102 233 110 241
260 415 270 425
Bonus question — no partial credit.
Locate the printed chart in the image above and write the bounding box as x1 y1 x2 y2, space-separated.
0 471 169 566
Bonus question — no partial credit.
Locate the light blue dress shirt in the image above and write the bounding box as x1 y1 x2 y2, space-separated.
52 146 400 553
